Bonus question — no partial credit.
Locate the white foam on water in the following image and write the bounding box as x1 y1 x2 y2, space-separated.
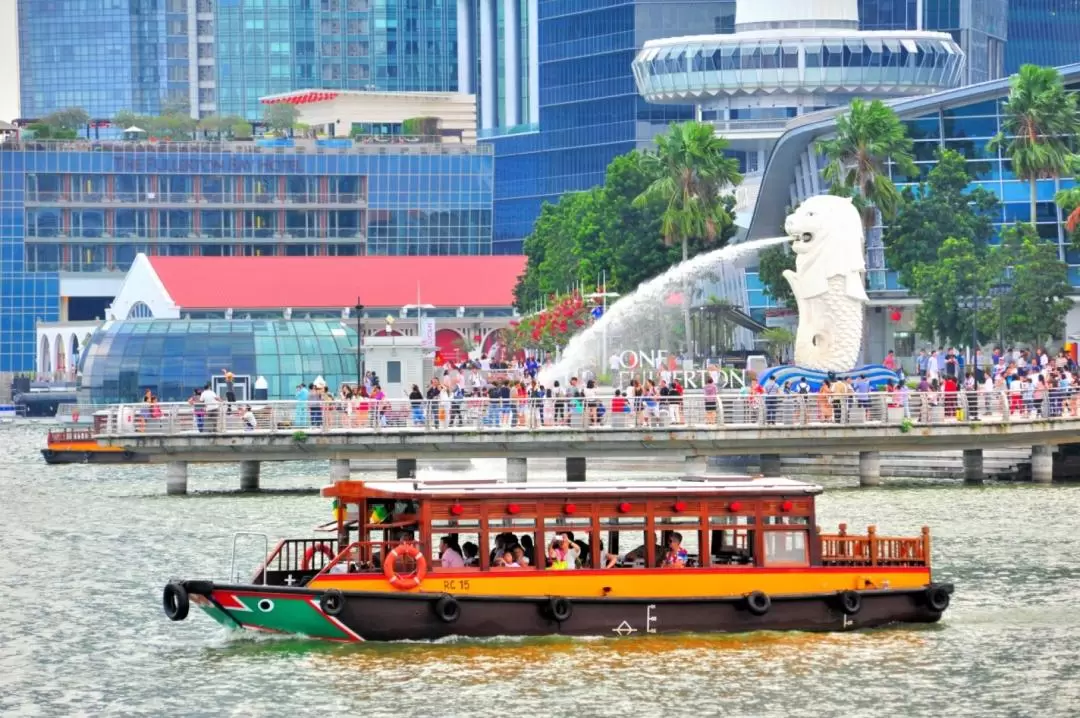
539 236 791 385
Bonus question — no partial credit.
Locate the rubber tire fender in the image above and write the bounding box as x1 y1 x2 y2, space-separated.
838 590 862 616
746 591 771 616
123 450 136 461
433 594 461 623
163 582 190 621
183 580 214 597
926 586 950 613
548 597 573 622
320 589 346 616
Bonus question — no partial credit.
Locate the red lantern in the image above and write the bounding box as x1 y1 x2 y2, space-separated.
564 503 577 515
450 503 464 516
473 335 482 343
617 501 631 513
507 503 520 515
890 309 902 322
729 501 742 512
781 500 794 512
673 500 687 512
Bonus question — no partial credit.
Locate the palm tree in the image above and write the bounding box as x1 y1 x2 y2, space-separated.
759 327 795 364
633 121 742 354
988 64 1080 230
816 98 917 231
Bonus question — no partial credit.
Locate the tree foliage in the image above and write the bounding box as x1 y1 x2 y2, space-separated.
816 98 916 228
114 108 198 140
44 107 90 131
263 103 301 134
755 245 796 308
884 148 999 289
513 146 738 313
911 236 989 345
993 224 1073 344
987 64 1080 228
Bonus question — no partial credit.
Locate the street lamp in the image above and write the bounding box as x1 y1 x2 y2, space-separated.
958 294 994 367
988 281 1012 350
354 299 364 389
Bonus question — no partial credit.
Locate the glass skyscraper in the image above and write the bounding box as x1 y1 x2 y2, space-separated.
1005 0 1080 74
0 139 494 372
18 0 460 122
484 0 734 252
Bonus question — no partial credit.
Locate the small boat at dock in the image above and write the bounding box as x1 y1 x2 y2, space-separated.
162 475 953 642
42 410 146 464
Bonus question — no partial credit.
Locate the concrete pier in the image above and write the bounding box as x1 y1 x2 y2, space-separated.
329 459 351 481
859 451 882 486
166 461 188 495
396 458 417 479
684 455 708 475
566 457 586 482
239 460 261 491
759 454 782 477
963 449 984 483
507 457 527 483
1031 445 1053 483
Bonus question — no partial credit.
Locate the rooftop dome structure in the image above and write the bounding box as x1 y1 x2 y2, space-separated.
78 319 359 404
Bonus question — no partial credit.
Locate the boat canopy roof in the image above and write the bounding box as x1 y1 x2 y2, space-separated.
322 475 822 502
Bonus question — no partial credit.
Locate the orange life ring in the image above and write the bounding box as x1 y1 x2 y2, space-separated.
382 543 427 590
301 543 336 571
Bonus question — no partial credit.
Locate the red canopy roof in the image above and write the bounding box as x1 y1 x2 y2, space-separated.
147 256 526 309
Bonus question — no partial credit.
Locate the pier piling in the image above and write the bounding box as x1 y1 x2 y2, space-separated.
396 458 417 479
506 457 527 483
566 457 586 482
963 449 984 483
859 451 882 487
239 460 260 491
1031 445 1053 483
329 459 351 482
166 461 188 495
759 454 782 477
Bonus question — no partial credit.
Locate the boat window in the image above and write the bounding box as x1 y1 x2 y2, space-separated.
605 529 658 568
431 519 480 568
764 515 809 526
710 515 755 565
763 530 809 566
489 528 534 569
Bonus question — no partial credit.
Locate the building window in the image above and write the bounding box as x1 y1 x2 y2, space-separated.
127 302 154 319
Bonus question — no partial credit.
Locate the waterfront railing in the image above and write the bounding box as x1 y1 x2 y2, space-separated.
89 390 1080 437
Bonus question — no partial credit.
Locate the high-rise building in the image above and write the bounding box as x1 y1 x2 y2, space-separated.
1005 0 1080 74
478 0 734 252
17 0 460 122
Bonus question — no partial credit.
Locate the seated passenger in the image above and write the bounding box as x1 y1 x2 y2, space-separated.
663 532 689 568
439 536 465 568
597 540 618 569
511 544 530 567
496 550 520 567
547 534 581 570
462 541 479 567
520 535 535 564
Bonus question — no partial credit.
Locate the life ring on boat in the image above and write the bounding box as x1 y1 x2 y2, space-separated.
163 582 190 621
745 591 771 616
433 594 461 623
301 543 336 571
548 597 573 622
838 590 862 616
925 586 950 613
320 589 346 616
382 544 427 590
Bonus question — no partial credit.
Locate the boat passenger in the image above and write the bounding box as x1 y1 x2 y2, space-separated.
520 535 535 564
462 542 479 566
439 536 465 568
548 534 581 570
510 544 529 567
663 532 689 568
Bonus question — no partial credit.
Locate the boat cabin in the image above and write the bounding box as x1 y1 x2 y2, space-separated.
252 476 930 586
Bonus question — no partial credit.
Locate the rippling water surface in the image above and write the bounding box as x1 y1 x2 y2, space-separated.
2 423 1078 717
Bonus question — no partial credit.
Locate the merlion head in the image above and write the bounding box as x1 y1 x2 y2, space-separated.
783 194 866 276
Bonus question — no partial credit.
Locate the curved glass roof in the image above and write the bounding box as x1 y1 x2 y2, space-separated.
78 319 359 404
633 33 965 102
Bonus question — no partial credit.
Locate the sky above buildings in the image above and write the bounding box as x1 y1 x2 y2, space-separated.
0 1 17 122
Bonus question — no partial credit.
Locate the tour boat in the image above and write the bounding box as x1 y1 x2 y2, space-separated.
162 476 953 642
42 411 145 464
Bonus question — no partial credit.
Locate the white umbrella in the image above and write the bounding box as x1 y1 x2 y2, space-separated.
124 126 146 133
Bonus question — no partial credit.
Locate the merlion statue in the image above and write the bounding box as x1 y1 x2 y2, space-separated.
781 195 868 373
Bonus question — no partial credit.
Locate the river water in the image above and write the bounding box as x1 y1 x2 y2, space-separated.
1 422 1078 717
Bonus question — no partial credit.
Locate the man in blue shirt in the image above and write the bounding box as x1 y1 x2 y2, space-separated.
763 376 780 424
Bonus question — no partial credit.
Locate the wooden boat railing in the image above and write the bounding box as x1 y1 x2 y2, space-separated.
818 524 930 567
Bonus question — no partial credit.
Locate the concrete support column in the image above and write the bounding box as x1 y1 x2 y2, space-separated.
859 451 882 487
166 461 188 495
684 455 707 476
478 0 498 129
759 453 782 477
329 458 351 482
397 458 417 479
1031 445 1053 483
566 456 586 482
502 0 521 127
963 448 984 483
527 0 539 123
240 460 260 492
456 0 474 94
507 456 527 483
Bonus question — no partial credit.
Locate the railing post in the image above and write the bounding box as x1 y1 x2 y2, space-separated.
868 525 878 566
921 525 931 565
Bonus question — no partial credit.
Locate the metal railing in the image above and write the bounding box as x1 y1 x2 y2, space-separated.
90 389 1080 437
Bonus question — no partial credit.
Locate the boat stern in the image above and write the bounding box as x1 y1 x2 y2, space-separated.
163 581 363 642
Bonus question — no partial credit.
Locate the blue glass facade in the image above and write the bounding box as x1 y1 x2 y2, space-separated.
78 319 359 402
0 141 493 371
17 0 187 119
1005 0 1080 74
486 0 730 252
